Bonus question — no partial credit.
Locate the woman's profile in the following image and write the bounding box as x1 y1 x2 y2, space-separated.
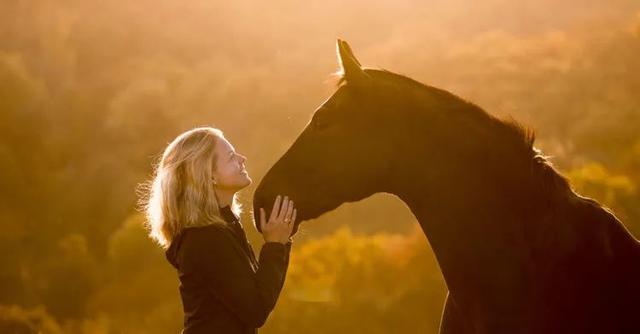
140 126 296 333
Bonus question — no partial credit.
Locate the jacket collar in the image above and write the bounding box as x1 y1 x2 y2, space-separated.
220 205 240 223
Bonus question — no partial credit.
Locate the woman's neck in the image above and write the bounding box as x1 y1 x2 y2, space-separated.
215 188 235 208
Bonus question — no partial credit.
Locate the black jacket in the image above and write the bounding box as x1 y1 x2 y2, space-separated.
165 206 292 334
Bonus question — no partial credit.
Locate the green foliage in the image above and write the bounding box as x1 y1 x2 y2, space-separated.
263 226 446 334
567 162 639 236
0 304 62 334
0 1 639 333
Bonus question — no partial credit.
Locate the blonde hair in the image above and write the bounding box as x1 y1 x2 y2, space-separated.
138 126 244 249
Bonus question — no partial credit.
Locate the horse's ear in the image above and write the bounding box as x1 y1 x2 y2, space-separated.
336 39 370 84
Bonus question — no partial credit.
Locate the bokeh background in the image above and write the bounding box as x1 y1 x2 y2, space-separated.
2 0 639 333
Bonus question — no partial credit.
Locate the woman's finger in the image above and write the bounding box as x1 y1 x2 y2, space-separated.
277 197 290 221
291 209 297 225
286 209 296 233
270 195 281 222
260 208 266 230
285 200 294 220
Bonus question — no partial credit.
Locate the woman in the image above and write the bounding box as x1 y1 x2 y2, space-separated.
141 126 296 333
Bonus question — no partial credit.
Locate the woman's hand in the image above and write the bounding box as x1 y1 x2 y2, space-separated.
260 195 296 244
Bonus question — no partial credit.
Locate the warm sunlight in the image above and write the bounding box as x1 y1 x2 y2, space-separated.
2 0 639 333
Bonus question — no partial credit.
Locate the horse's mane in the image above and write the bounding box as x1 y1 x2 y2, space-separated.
334 68 572 199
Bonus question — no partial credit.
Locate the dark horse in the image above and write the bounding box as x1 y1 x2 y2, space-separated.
253 39 640 333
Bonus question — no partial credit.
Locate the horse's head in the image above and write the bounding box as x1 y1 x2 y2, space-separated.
253 39 536 234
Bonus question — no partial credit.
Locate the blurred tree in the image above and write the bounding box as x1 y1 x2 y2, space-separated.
263 225 446 334
35 233 100 320
87 213 182 334
567 162 639 236
0 1 639 332
0 304 62 334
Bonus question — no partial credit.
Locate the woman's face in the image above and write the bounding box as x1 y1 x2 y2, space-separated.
212 136 252 191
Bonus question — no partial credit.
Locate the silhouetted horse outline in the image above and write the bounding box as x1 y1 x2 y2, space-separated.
253 39 640 334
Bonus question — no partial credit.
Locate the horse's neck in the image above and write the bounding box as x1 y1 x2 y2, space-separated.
398 185 554 306
400 183 638 304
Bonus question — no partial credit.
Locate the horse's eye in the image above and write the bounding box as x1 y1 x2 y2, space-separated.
313 118 329 131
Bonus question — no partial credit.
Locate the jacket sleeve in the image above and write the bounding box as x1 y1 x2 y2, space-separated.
278 240 293 291
184 226 291 328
